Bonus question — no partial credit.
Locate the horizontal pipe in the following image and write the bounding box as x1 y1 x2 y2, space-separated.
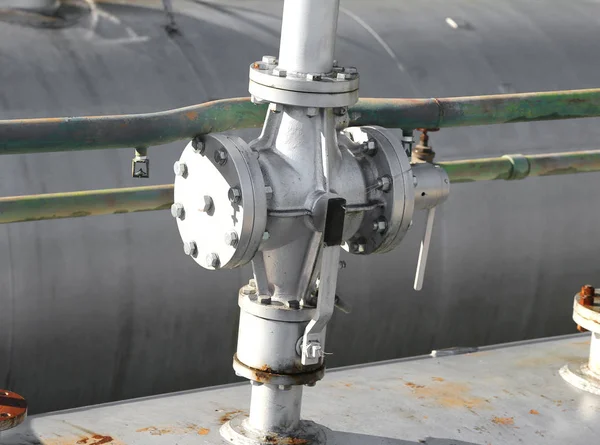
1 150 599 224
0 185 173 224
1 89 600 155
438 150 600 183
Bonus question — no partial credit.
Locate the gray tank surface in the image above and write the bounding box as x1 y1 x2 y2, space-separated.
0 0 599 414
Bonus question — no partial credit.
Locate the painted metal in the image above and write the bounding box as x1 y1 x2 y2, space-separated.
440 150 600 183
0 185 173 223
3 89 600 155
0 148 596 225
4 0 600 417
2 334 596 445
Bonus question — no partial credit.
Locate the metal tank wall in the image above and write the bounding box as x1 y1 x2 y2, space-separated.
0 0 599 414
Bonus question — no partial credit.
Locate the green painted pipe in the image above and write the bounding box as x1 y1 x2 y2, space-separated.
438 150 600 183
1 150 599 224
0 185 173 223
1 88 600 155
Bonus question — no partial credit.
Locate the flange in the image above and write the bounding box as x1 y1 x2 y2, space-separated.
173 134 267 270
0 390 27 432
221 416 328 445
341 126 415 255
249 58 359 108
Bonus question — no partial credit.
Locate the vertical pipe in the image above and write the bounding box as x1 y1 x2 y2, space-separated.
278 0 340 74
248 384 303 432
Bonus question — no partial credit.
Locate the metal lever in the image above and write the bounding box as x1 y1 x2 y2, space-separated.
414 207 436 291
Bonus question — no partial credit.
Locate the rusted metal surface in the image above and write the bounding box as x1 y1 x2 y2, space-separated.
439 149 600 183
0 390 27 432
3 334 598 445
2 89 600 155
0 184 173 224
411 128 438 163
232 354 325 386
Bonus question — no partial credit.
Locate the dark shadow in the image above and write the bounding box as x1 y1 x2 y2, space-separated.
329 430 482 445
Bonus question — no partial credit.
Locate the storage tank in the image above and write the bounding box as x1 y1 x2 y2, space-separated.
0 0 599 414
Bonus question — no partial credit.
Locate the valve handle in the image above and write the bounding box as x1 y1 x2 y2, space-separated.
414 207 436 291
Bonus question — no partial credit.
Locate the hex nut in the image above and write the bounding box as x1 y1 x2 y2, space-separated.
171 203 184 219
262 231 271 241
262 55 277 65
202 195 214 213
192 137 205 154
173 161 187 176
206 253 220 268
215 148 228 165
224 230 239 247
286 300 300 309
272 68 287 77
377 175 392 192
306 73 322 81
361 139 378 156
258 295 272 305
372 218 388 233
306 107 319 117
183 241 197 257
228 187 242 204
269 103 283 113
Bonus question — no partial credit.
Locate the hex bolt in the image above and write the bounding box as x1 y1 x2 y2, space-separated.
258 295 272 305
376 175 392 192
183 241 197 257
336 72 349 80
352 242 366 254
173 161 187 176
201 195 214 213
206 253 221 269
170 203 184 219
262 55 277 65
361 138 378 156
215 148 228 165
228 187 242 204
286 300 300 309
372 218 388 234
224 230 239 247
306 107 318 117
333 107 347 116
265 185 273 199
192 137 205 154
306 73 322 81
269 103 283 113
272 68 287 77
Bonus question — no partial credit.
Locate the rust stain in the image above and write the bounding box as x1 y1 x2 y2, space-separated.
76 439 89 444
43 435 119 445
136 424 208 436
404 381 491 410
264 437 308 445
492 416 514 426
186 111 198 121
529 409 539 415
431 377 445 382
91 435 113 445
219 410 245 424
344 383 353 388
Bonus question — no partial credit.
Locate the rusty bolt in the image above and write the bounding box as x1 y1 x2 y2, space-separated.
183 241 197 257
580 284 595 306
171 203 184 219
577 284 595 332
173 161 187 177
